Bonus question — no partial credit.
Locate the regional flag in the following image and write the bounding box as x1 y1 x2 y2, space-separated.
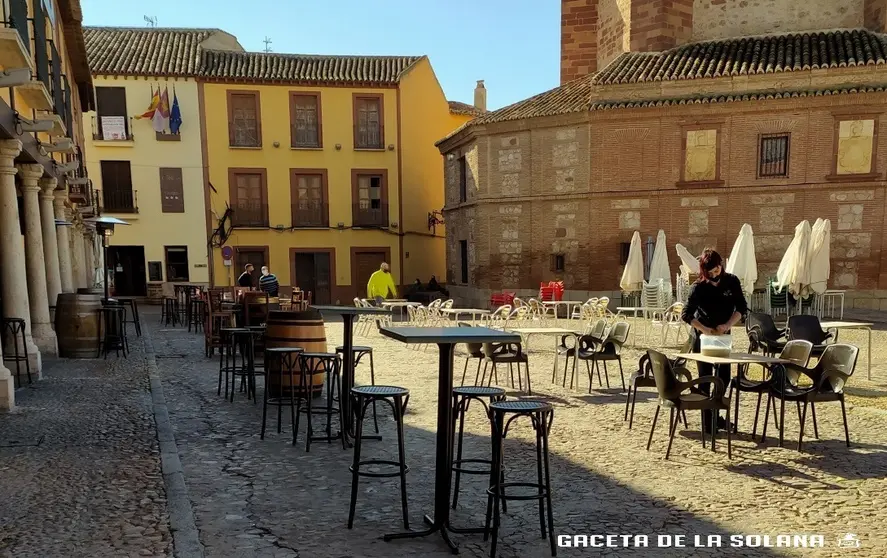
135 86 160 119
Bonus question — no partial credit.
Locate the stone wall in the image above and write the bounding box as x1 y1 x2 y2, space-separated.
561 0 599 84
865 0 887 32
693 0 864 41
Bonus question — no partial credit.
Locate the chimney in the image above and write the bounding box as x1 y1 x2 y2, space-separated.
473 80 487 112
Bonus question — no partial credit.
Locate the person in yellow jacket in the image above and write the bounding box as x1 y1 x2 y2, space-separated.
367 262 398 305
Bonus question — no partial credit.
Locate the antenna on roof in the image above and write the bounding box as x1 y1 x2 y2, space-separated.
144 15 157 27
263 37 272 53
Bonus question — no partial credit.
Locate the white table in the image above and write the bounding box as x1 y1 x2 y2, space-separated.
542 300 583 319
820 321 874 380
381 300 421 320
819 291 846 319
441 308 490 323
510 327 579 386
616 306 663 346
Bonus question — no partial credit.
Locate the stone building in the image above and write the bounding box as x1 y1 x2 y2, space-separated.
438 0 887 310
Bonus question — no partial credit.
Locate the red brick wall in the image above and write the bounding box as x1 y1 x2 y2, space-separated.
630 0 694 52
865 0 887 32
561 0 599 84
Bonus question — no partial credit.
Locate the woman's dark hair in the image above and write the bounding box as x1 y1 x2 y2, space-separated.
696 249 723 283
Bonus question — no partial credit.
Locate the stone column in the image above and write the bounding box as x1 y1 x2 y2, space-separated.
54 193 74 293
0 140 41 375
39 177 62 306
84 229 96 290
0 142 21 409
18 163 57 356
70 222 87 290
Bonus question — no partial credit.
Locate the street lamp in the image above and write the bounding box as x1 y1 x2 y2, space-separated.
84 215 129 301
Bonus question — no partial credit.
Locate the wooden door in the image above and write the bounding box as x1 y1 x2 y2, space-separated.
353 251 387 299
294 252 332 304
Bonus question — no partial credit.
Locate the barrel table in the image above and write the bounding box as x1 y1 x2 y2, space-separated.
55 292 102 358
264 310 326 398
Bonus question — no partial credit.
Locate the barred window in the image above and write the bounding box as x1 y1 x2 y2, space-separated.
758 134 790 178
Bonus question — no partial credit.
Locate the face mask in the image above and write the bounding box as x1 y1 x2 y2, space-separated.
708 273 721 284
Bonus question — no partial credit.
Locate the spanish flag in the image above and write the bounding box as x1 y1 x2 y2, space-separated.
135 86 160 119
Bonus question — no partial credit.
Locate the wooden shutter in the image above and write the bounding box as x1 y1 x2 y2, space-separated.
96 87 127 116
228 92 260 147
159 168 184 213
100 160 132 193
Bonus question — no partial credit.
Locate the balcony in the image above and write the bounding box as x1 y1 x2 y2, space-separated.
0 0 31 70
92 115 135 142
292 200 328 228
231 202 269 228
68 182 91 205
352 202 389 228
99 189 139 214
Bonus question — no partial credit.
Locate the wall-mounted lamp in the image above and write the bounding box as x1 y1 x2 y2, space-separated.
387 144 395 151
273 141 280 148
335 143 342 151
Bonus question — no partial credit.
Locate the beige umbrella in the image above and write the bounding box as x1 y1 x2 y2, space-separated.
620 231 645 292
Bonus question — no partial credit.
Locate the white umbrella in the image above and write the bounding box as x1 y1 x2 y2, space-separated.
775 220 812 297
808 218 831 295
675 243 698 275
725 224 758 296
648 230 671 285
620 231 645 292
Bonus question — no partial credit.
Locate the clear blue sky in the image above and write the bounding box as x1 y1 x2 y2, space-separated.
81 0 561 111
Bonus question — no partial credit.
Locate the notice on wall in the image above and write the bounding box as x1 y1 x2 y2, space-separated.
101 116 127 140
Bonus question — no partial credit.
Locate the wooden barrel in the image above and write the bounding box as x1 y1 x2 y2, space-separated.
55 292 102 358
265 310 326 398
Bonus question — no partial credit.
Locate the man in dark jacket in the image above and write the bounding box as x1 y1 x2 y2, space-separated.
237 264 254 288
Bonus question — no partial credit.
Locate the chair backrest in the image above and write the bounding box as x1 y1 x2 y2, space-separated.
353 297 362 308
787 315 829 345
596 297 610 316
429 299 442 309
642 281 661 308
608 321 631 345
812 344 859 393
589 319 607 340
647 349 683 400
779 339 813 367
746 312 781 341
512 297 526 308
442 299 454 309
768 281 787 309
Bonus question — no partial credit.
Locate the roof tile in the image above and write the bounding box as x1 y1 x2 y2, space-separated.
448 100 486 116
85 27 229 76
593 29 887 85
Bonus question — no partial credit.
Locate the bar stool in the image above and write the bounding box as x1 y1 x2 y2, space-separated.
189 298 205 333
97 306 128 359
296 352 345 451
1 318 31 386
347 385 410 530
486 400 556 558
222 328 257 402
161 296 179 326
121 298 142 337
262 347 303 441
335 345 379 433
451 386 507 511
218 327 247 399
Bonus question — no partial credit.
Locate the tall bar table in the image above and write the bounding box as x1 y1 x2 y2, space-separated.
379 326 521 553
312 305 391 444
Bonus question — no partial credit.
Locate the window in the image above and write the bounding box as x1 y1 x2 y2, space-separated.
95 86 129 140
290 93 322 148
99 161 137 213
353 94 383 149
229 168 268 227
159 168 184 213
758 134 790 178
459 240 469 284
227 91 261 147
291 170 328 227
458 156 467 202
550 254 566 273
352 170 388 227
164 246 190 282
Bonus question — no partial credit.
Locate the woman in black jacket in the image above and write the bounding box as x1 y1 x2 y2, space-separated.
681 249 748 433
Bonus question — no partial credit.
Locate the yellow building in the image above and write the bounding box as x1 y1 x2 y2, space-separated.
200 50 474 302
81 27 242 296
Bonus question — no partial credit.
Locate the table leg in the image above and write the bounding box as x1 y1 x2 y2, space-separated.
383 342 459 554
867 327 872 381
341 314 356 443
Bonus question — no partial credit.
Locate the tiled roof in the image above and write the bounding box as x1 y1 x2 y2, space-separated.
85 27 230 76
589 85 887 110
448 100 486 116
199 50 423 85
593 29 887 85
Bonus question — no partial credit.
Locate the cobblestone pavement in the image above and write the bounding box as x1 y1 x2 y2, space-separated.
0 343 172 557
149 312 887 558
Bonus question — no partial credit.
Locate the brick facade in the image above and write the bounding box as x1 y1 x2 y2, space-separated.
630 0 693 52
441 91 887 303
561 0 599 84
865 0 887 32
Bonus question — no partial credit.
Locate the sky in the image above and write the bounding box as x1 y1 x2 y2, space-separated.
81 0 562 111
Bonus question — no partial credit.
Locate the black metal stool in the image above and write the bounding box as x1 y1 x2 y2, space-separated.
1 318 31 386
224 328 258 402
295 353 345 451
336 345 379 433
348 384 410 530
118 298 142 337
97 306 128 359
262 347 303 441
189 298 205 333
161 297 179 326
486 400 556 558
218 327 247 399
452 386 507 512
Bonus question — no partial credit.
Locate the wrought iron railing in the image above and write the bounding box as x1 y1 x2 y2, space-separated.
352 202 389 228
2 0 29 53
49 40 64 120
291 200 328 227
99 189 139 213
31 2 49 91
231 201 269 227
62 75 72 133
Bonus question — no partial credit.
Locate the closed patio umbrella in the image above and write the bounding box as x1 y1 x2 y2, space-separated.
675 243 698 275
725 223 758 296
620 231 645 292
808 218 831 295
775 220 812 297
648 230 671 285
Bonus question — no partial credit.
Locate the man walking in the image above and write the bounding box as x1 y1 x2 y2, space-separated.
366 262 397 306
237 263 254 288
259 266 280 297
